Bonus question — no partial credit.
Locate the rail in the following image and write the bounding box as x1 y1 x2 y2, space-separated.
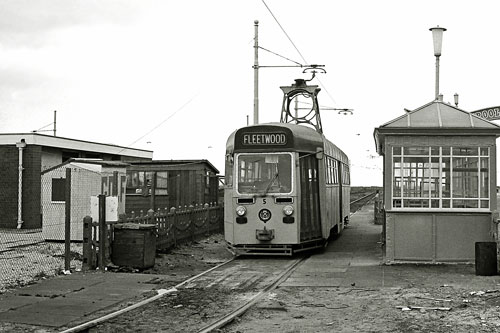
60 257 237 333
350 191 378 205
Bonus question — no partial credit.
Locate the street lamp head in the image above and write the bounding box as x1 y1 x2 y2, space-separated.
430 26 447 57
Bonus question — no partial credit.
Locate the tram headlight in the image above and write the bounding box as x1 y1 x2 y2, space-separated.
282 205 294 216
236 205 247 217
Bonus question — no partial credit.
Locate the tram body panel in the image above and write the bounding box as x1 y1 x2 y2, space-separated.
230 195 300 245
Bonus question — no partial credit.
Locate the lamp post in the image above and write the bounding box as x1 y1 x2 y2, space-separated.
430 26 446 100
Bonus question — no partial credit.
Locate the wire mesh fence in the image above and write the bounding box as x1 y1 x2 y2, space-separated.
0 164 96 293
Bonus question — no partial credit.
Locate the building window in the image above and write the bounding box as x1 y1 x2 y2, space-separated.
126 171 157 195
392 146 489 209
155 171 168 195
52 178 66 202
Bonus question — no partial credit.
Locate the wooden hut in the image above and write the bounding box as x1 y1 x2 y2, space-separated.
125 160 220 214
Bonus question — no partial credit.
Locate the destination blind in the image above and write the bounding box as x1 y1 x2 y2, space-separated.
242 133 287 146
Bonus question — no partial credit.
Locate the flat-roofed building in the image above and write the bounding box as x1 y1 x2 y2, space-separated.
0 133 152 229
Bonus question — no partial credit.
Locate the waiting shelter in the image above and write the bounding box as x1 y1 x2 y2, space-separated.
374 99 500 263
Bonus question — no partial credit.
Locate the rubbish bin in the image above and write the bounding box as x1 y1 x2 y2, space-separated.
112 223 156 269
475 242 498 276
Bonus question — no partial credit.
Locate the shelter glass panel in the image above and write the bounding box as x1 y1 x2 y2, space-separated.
391 145 490 210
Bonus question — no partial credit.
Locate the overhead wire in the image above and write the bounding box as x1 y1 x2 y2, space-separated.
260 0 338 106
118 93 198 153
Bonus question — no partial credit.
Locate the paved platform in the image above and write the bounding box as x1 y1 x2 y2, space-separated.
282 204 384 287
283 204 499 290
0 271 163 328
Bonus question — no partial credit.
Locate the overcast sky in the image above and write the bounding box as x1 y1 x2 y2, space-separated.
1 0 500 186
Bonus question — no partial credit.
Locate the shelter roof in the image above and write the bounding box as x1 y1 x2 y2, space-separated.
374 100 500 154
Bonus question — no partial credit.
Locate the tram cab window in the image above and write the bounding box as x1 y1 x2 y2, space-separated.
236 153 292 195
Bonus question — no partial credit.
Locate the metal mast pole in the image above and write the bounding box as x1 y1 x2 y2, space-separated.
253 20 259 125
53 110 57 136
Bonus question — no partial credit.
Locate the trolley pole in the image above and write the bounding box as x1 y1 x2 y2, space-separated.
253 20 259 125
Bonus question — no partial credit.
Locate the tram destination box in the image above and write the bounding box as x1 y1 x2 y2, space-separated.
112 223 156 269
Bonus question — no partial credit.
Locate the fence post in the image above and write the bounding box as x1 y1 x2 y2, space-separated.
82 216 94 271
189 205 194 241
204 203 210 236
98 194 106 271
170 207 177 247
64 167 71 271
147 209 155 224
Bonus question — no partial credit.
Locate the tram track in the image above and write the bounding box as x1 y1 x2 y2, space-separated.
60 256 306 333
60 258 236 333
60 193 377 332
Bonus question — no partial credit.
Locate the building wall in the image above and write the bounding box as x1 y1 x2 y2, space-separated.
0 141 151 230
0 145 42 229
385 212 493 262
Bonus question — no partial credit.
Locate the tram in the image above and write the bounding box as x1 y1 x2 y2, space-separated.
224 78 350 255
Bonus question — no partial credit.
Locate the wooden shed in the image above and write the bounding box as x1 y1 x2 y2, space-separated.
374 99 500 263
125 160 220 214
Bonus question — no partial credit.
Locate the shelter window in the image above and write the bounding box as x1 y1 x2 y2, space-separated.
392 146 489 210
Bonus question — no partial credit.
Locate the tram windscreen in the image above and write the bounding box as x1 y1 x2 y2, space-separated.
236 153 292 195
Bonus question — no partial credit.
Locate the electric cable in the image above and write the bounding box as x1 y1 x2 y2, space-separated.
261 0 339 106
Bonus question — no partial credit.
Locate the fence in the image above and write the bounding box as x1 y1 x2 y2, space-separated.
81 203 224 270
120 204 223 250
0 167 86 293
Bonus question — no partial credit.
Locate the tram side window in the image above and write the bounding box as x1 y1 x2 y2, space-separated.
225 154 233 187
342 164 350 185
325 157 339 185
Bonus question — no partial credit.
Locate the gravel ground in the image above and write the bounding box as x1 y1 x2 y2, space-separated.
0 229 83 294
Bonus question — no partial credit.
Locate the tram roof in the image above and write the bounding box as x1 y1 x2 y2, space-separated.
226 122 349 164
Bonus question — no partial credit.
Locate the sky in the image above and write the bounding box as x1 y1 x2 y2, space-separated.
1 0 500 186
